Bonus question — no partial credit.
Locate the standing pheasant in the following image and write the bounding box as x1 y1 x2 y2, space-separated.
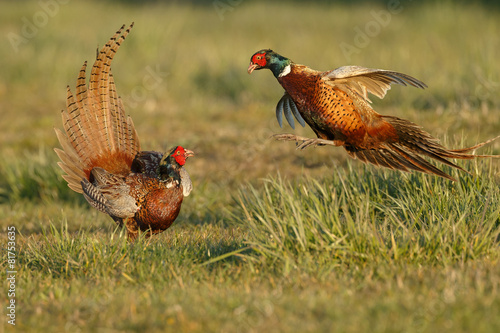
248 49 499 181
55 23 194 240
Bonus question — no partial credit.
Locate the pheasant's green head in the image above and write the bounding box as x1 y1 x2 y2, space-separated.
248 49 291 78
158 146 194 180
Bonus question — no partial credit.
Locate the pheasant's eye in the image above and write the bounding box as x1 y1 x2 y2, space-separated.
256 56 262 60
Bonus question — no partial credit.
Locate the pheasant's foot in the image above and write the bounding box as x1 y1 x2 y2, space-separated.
272 134 339 150
297 138 342 150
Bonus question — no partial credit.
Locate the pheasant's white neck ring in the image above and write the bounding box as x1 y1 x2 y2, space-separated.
278 64 291 77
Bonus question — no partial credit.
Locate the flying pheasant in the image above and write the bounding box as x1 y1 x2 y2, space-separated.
248 49 499 180
55 23 194 240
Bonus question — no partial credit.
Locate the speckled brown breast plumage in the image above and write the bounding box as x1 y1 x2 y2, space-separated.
126 172 184 237
54 23 193 240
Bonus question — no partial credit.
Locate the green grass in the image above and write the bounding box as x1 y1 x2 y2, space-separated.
1 1 500 332
236 165 500 267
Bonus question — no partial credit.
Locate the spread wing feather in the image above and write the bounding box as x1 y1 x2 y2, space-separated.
323 66 427 103
275 93 306 129
289 96 306 127
276 95 285 128
283 95 296 129
82 167 138 218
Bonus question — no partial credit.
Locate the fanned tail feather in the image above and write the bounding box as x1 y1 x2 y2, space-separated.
55 23 140 193
346 116 499 181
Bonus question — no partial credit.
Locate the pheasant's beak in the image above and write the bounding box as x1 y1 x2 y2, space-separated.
184 149 195 158
247 62 258 74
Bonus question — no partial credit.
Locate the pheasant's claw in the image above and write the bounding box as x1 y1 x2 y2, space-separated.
296 138 334 150
296 139 321 150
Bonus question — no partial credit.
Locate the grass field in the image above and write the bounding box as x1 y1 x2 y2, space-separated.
1 1 500 332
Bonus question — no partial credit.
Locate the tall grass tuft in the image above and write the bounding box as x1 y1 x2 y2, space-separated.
235 162 500 268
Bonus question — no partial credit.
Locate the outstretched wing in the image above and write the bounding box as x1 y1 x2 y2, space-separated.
322 66 427 103
276 93 306 129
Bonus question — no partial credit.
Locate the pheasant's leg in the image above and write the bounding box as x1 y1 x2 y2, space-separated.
125 218 139 242
296 138 343 150
127 231 138 242
272 134 342 150
272 133 312 142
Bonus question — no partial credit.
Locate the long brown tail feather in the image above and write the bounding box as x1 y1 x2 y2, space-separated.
389 143 462 180
55 23 140 193
347 116 499 181
448 135 500 155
